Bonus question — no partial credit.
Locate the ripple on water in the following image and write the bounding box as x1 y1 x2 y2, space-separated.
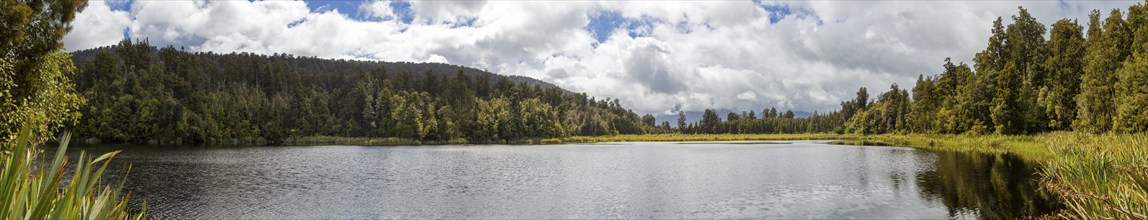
71 141 1055 219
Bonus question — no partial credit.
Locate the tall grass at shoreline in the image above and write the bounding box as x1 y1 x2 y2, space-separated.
850 132 1147 219
1 127 144 219
1039 132 1147 219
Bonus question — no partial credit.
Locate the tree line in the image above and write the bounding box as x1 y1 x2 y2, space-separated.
29 4 1148 145
70 40 659 144
681 5 1148 136
846 5 1148 135
675 107 846 134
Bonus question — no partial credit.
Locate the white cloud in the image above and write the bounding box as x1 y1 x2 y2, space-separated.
360 0 394 19
63 2 130 51
62 0 1145 115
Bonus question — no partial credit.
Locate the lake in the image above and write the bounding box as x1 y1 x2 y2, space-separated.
69 141 1060 219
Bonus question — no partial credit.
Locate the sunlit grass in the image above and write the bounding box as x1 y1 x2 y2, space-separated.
1 126 145 219
1039 132 1148 219
847 132 1147 219
563 133 843 143
837 134 1053 161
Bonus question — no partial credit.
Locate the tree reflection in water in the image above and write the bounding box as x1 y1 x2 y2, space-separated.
916 151 1062 219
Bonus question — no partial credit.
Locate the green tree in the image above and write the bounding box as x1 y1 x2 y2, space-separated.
1113 48 1148 132
700 109 721 133
1006 7 1050 132
726 112 740 121
1075 9 1129 133
676 111 687 132
1040 19 1086 130
910 74 941 132
992 62 1023 134
641 114 656 127
0 0 89 144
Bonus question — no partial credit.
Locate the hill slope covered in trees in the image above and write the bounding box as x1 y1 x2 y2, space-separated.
70 40 657 144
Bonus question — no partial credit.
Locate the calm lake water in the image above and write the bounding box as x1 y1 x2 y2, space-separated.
69 141 1060 219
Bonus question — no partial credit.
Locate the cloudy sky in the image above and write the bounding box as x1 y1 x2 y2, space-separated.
64 0 1140 116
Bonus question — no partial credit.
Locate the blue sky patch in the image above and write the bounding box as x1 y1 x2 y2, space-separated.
306 0 366 19
389 0 414 24
587 10 625 43
758 3 792 24
585 10 658 45
107 0 132 11
753 1 822 25
303 0 413 23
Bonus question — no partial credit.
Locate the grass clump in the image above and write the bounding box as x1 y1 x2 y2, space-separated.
1 126 145 219
848 132 1147 219
1039 132 1147 219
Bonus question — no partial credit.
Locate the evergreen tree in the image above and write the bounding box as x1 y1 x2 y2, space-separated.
1114 42 1148 132
1040 19 1086 130
910 74 941 133
700 109 721 133
1006 7 1050 132
677 111 687 130
992 62 1023 134
1075 9 1129 133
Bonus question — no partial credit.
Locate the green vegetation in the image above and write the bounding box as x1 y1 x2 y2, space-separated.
820 6 1148 218
69 42 659 145
0 0 88 145
564 133 842 143
2 126 145 219
1 0 144 218
1042 133 1147 219
841 133 1147 219
673 4 1148 138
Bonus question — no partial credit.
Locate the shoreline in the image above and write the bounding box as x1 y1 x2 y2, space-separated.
73 132 1143 219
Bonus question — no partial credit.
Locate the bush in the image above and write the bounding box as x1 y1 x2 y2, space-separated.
1 125 144 219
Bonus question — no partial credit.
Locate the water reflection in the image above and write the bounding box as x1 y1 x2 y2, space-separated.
65 142 1059 219
915 151 1062 219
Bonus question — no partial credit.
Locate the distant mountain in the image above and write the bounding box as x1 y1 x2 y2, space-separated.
654 109 815 128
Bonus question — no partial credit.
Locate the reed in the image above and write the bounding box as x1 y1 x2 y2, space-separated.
849 132 1147 219
1 125 145 219
1039 132 1147 219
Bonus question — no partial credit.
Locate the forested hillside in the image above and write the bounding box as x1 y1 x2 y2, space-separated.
70 40 657 144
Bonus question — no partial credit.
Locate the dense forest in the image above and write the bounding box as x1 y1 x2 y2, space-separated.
69 41 660 144
53 4 1148 145
689 5 1148 136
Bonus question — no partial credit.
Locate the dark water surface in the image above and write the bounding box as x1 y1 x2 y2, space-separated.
68 141 1059 219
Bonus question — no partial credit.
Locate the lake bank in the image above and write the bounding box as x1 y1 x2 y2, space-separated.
92 132 1144 219
275 133 844 146
842 132 1147 219
72 141 1054 218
